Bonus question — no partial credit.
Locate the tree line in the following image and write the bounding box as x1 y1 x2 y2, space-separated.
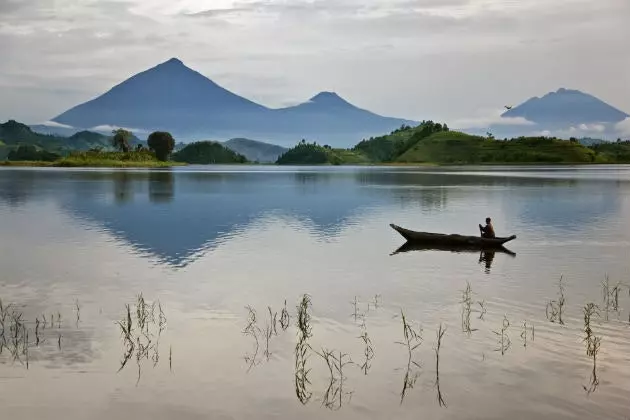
111 129 175 161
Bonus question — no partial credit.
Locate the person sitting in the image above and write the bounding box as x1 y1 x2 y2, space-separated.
479 217 496 238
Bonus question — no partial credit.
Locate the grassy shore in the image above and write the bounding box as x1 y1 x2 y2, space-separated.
1 150 186 168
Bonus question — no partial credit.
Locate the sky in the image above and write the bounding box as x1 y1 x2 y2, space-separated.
1 0 629 131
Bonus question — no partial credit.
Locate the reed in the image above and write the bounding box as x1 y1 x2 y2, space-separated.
357 331 374 375
115 294 168 384
546 275 565 325
294 294 313 405
279 300 290 331
493 315 511 355
396 310 422 404
582 303 601 394
314 348 353 410
461 282 474 334
243 306 261 371
435 323 447 408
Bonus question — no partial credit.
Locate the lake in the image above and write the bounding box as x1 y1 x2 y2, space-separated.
1 165 629 419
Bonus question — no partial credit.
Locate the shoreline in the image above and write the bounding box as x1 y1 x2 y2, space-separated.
1 160 187 168
2 160 629 169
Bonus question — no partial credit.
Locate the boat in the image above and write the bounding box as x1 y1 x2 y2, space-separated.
389 224 516 247
390 241 516 256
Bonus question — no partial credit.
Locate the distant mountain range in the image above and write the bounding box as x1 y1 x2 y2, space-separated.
50 58 416 147
463 88 629 140
502 88 629 126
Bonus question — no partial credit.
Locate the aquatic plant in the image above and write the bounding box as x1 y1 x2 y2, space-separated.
294 294 313 405
435 323 447 408
396 310 423 404
582 303 601 394
601 274 622 320
279 300 290 331
520 321 535 348
116 294 169 385
243 305 261 371
357 331 374 375
493 315 511 355
546 275 566 325
313 348 354 410
461 282 476 334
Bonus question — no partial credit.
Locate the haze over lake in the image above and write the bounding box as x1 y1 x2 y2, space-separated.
1 165 629 419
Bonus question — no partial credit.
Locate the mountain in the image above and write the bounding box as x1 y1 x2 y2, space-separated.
223 138 287 163
51 58 416 147
502 88 629 126
459 88 630 140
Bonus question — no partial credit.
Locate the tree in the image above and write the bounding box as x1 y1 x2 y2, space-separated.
112 129 132 153
147 131 175 161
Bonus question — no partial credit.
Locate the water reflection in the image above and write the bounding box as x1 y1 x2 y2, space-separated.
149 170 174 203
0 167 627 269
391 242 516 273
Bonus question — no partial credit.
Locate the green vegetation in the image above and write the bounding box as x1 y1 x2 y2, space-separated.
111 129 133 153
354 122 448 162
1 118 629 167
147 131 175 161
0 121 144 158
589 140 630 163
55 150 182 167
276 140 370 165
172 141 248 164
7 145 61 162
397 132 598 164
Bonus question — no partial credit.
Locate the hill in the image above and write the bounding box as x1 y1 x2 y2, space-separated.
223 138 287 163
51 58 416 147
396 132 597 164
0 120 145 159
353 122 449 162
172 141 248 164
276 141 370 165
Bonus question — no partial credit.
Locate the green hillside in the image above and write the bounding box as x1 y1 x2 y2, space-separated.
172 141 248 164
397 132 597 164
0 120 144 158
589 141 630 163
353 122 449 162
276 141 369 165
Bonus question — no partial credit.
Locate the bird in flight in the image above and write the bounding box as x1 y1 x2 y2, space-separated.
504 105 513 110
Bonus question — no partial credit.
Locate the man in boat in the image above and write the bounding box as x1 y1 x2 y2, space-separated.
479 217 495 238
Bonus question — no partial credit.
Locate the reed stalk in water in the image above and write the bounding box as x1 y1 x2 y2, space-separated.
582 303 601 394
294 294 313 405
546 275 565 324
435 323 447 408
396 310 422 404
493 315 511 355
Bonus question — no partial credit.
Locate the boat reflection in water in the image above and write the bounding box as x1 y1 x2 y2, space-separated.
390 242 516 273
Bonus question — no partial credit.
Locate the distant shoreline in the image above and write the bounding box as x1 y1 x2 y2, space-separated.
0 160 186 168
3 160 629 169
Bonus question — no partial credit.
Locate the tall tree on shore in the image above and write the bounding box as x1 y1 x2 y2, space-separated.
147 131 175 161
112 128 132 153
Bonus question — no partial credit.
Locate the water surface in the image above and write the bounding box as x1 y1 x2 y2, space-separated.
1 165 629 419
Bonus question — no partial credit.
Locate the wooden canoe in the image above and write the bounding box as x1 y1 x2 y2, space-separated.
390 224 516 247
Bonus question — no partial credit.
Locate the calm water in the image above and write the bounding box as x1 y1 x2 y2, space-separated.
1 165 629 419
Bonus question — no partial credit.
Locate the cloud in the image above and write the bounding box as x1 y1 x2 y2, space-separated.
38 120 74 128
0 0 628 125
615 118 630 137
90 125 149 134
451 109 535 129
